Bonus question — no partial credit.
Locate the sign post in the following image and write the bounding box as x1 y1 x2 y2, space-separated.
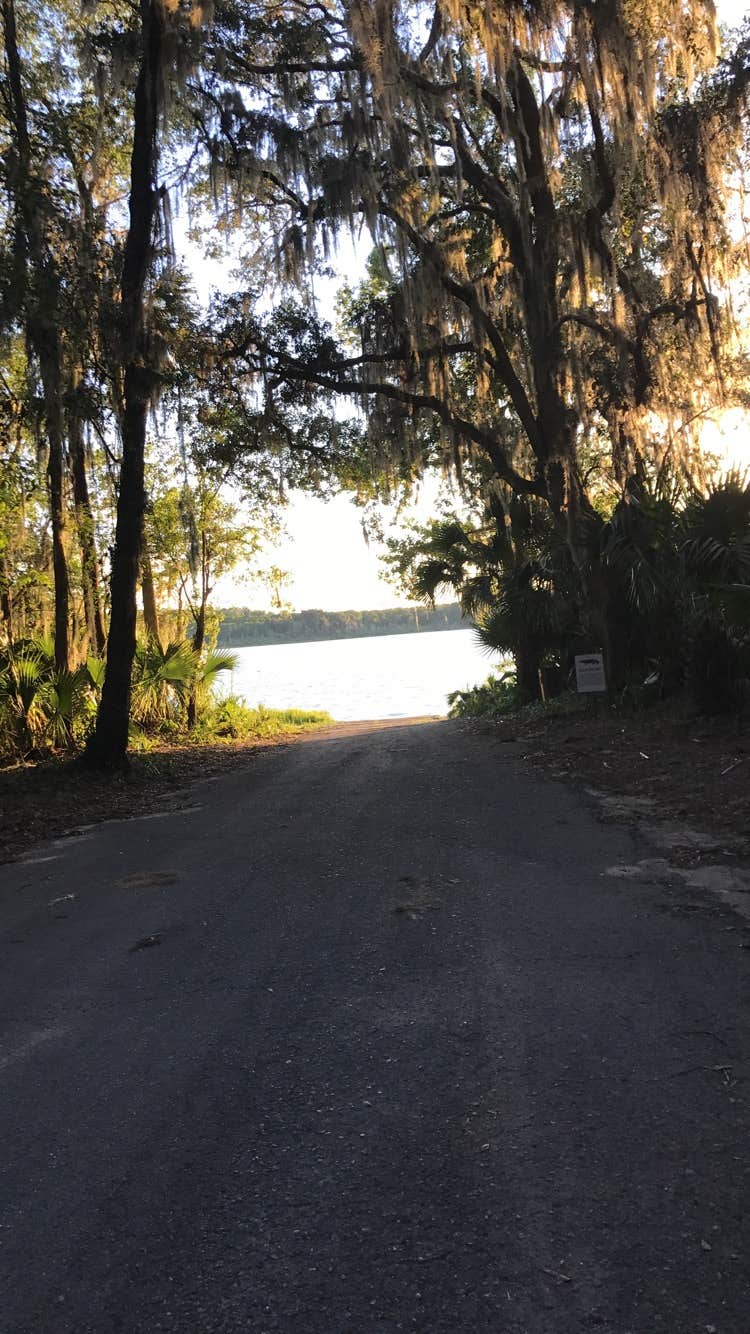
574 652 607 694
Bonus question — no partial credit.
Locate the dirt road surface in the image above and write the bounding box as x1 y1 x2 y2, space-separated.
1 719 748 1332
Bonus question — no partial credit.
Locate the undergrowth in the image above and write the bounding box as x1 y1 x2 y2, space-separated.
190 694 332 743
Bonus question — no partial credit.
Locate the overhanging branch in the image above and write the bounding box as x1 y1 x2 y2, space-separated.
264 352 543 497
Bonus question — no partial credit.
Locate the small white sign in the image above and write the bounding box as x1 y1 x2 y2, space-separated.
575 653 607 693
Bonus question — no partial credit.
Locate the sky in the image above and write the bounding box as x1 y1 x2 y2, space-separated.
193 0 750 612
719 0 748 22
223 479 448 612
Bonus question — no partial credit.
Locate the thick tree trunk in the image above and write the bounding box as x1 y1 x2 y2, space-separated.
505 56 615 673
87 370 150 764
140 542 161 647
514 632 541 702
85 0 164 769
69 391 106 656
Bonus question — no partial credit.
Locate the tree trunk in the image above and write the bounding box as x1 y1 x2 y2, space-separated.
85 0 164 769
186 593 206 729
38 336 70 671
69 387 106 656
187 532 210 729
87 369 150 763
3 0 70 672
0 555 13 643
192 601 207 656
507 56 614 668
514 634 541 702
140 541 161 647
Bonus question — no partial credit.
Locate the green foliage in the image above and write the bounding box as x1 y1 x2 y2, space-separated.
86 656 106 690
384 495 581 700
0 635 240 762
194 694 332 742
599 472 750 708
0 647 49 752
686 613 749 715
448 671 520 719
681 473 750 588
131 639 199 728
0 639 97 754
44 667 91 747
394 470 750 717
189 649 239 719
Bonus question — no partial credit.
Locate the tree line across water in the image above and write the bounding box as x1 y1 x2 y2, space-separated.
215 604 465 647
1 1 749 766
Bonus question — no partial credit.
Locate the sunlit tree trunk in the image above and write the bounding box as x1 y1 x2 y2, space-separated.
140 541 162 648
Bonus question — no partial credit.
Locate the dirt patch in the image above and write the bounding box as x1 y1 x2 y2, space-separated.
466 699 750 918
479 699 748 848
0 737 293 864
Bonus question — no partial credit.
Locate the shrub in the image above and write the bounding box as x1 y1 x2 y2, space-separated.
686 612 749 715
195 693 332 741
448 670 520 718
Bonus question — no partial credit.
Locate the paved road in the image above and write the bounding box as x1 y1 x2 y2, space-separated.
0 719 748 1333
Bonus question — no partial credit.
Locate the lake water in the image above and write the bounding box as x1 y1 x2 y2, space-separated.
228 628 498 721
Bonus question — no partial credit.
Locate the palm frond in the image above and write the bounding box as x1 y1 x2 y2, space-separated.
196 650 238 685
86 655 106 690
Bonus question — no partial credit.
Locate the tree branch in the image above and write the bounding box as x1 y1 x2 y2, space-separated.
264 353 543 497
379 201 543 455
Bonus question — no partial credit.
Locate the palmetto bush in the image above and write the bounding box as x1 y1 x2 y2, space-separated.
387 498 581 701
449 470 750 718
130 638 199 727
191 649 238 717
0 634 237 760
681 473 750 589
686 611 749 715
600 471 750 707
0 644 50 753
130 639 237 729
680 476 750 712
44 667 94 747
0 639 100 755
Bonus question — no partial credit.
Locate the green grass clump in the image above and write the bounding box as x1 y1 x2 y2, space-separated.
196 694 332 742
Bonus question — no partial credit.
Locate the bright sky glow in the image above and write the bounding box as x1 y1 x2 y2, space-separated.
718 0 748 22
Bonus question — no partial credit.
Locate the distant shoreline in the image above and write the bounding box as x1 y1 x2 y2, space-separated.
221 623 469 650
216 603 470 649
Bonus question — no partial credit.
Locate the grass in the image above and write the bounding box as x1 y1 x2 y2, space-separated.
193 695 333 743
